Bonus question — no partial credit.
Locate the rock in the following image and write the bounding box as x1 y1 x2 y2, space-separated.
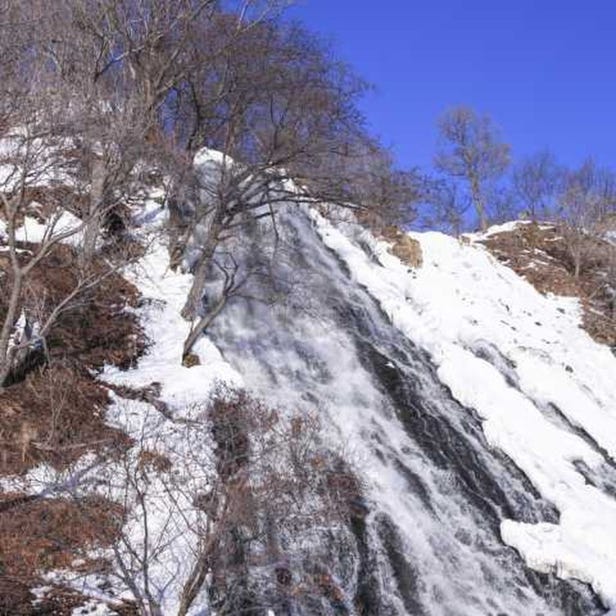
380 226 423 268
182 353 201 368
391 235 423 268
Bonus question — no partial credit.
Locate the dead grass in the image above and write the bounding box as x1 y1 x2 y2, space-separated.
0 494 120 577
480 222 616 347
0 210 146 610
0 224 145 475
0 494 123 615
0 364 132 475
0 243 146 374
37 244 143 370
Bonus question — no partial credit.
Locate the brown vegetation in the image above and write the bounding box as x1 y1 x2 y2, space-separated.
380 226 424 268
0 233 144 474
0 494 123 615
0 365 131 475
481 222 616 346
0 242 144 376
0 232 143 474
0 217 144 611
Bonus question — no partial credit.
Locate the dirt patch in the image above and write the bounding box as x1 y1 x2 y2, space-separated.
480 222 616 347
0 494 123 615
0 364 131 475
380 226 423 268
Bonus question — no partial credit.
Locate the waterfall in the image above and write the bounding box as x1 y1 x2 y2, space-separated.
208 208 604 615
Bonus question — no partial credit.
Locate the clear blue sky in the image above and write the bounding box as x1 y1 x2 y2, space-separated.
287 1 616 173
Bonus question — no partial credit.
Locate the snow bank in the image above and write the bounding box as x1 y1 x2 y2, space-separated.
315 213 616 608
14 210 84 246
94 201 243 614
103 201 242 416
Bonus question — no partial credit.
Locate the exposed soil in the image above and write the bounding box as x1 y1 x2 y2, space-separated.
0 494 125 615
479 222 616 348
0 225 146 613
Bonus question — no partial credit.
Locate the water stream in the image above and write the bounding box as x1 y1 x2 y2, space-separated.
208 210 604 615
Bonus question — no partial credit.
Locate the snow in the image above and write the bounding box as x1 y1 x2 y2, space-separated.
1 203 84 248
464 219 532 240
314 213 616 609
193 148 233 168
3 140 616 612
14 210 84 246
102 217 243 416
0 198 243 615
94 202 243 612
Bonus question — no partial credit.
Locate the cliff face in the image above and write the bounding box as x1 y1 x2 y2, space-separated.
2 159 616 615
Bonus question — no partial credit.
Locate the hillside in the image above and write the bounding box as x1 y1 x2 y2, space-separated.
477 220 616 349
2 2 616 613
1 151 616 615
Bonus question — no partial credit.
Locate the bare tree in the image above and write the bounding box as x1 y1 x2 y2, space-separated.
435 105 510 231
558 159 616 278
0 0 219 385
1 0 418 367
0 78 142 387
162 17 417 356
606 242 616 321
30 0 215 262
512 150 563 220
420 177 470 236
48 393 361 615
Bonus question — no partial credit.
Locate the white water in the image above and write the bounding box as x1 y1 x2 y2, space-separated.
208 208 606 615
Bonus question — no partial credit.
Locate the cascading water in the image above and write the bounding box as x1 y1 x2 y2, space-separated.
207 208 605 615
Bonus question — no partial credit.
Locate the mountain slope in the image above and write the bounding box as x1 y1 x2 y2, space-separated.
2 160 616 615
316 215 616 611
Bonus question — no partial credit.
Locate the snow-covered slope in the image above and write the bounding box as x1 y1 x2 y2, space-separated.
316 216 616 611
101 202 616 614
4 151 616 614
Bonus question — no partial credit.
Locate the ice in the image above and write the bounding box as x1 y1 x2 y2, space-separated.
14 211 84 246
315 212 616 609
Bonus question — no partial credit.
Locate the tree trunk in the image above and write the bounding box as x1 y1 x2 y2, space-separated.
82 156 106 265
181 216 224 320
183 295 227 359
470 176 488 231
0 270 23 388
181 252 214 321
176 552 211 616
